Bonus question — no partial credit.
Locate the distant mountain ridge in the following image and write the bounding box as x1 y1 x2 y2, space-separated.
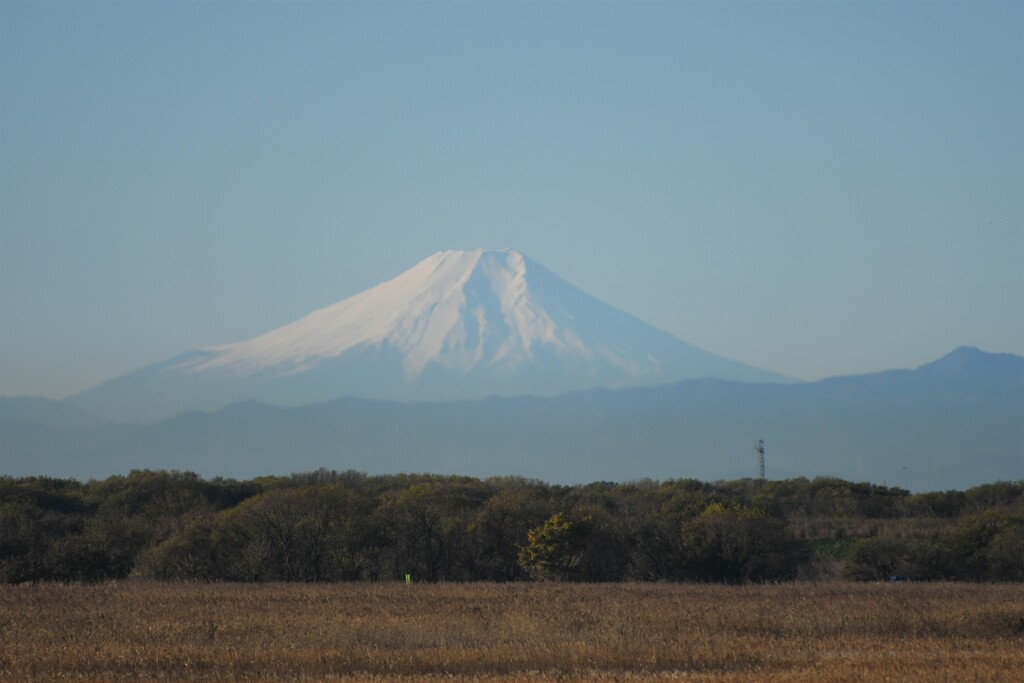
67 248 788 422
3 347 1022 492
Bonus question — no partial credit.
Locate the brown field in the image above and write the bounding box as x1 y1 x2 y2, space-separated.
1 582 1022 682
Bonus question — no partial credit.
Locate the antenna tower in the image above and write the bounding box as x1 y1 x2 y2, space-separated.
755 440 765 481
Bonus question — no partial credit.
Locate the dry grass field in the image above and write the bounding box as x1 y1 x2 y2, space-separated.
1 581 1022 682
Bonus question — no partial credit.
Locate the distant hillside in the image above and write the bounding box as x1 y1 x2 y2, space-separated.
0 396 101 428
2 347 1022 491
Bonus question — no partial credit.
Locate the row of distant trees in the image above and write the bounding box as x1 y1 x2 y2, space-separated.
1 470 1021 584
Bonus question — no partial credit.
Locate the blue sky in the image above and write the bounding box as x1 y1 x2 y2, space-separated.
1 0 1021 398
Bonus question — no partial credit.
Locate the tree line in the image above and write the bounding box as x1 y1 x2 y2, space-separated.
1 470 1021 583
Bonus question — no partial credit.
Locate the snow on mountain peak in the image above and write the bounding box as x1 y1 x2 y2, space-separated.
185 248 586 378
72 249 791 422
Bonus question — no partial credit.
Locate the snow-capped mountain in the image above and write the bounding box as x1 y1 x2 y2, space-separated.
70 248 789 422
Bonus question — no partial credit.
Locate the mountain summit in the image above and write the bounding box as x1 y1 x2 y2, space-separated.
71 249 788 422
189 249 618 379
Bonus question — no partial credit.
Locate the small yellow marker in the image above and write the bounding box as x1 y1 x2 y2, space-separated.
405 573 411 584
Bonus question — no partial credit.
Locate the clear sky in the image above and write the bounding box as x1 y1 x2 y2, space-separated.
1 0 1022 399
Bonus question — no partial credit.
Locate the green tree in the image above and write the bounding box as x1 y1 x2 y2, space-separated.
133 512 220 580
142 484 376 581
681 502 803 582
946 511 1024 580
841 537 916 581
469 483 554 581
985 524 1024 581
518 512 591 581
378 479 488 581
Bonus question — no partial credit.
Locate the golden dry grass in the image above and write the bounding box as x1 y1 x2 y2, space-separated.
1 581 1022 682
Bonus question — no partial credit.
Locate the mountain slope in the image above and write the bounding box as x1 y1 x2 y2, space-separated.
0 396 100 428
5 348 1021 492
69 248 787 422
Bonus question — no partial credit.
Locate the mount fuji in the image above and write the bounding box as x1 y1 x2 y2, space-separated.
70 248 789 422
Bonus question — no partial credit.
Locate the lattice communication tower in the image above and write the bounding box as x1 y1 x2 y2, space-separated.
755 439 765 481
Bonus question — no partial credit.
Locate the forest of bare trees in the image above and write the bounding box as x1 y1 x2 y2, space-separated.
2 470 1021 584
